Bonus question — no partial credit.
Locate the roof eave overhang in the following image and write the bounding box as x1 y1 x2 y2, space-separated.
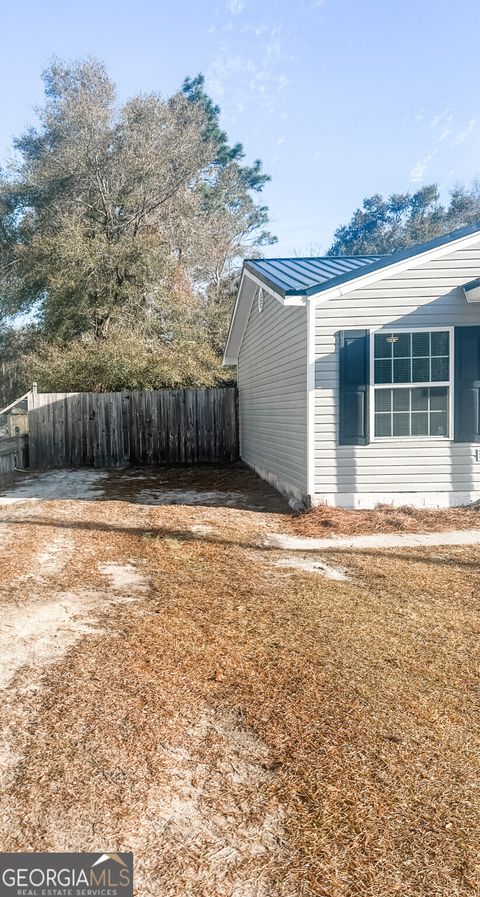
222 269 306 366
463 277 480 303
245 268 305 306
222 269 246 366
308 224 480 304
243 261 307 304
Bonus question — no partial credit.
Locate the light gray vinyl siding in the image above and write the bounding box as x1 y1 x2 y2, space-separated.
314 242 480 502
238 287 307 497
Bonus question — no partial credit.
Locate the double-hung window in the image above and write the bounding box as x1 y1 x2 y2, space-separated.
372 329 451 438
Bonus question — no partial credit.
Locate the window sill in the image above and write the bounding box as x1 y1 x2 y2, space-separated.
371 435 452 443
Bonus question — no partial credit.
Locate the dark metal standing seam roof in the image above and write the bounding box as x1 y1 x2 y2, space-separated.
243 221 480 298
244 256 386 297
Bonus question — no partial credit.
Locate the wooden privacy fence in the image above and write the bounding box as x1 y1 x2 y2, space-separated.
0 434 29 475
27 388 238 469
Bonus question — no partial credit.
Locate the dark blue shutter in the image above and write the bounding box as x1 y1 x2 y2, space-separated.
454 326 480 442
339 330 370 445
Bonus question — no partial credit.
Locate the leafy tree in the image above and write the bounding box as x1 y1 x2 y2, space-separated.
0 327 38 407
0 58 273 398
20 331 227 394
328 182 480 256
182 74 275 351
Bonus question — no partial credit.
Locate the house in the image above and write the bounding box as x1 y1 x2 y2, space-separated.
5 404 29 437
223 222 480 508
0 400 29 438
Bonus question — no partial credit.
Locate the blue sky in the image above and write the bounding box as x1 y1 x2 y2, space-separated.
1 0 479 256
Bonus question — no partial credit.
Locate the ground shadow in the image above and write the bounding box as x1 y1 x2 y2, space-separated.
322 547 480 571
0 464 292 515
0 515 261 550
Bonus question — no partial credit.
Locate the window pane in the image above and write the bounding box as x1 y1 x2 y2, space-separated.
373 386 449 438
375 359 392 383
393 332 411 357
430 411 448 436
375 389 391 412
374 334 392 359
431 357 449 381
412 357 430 382
394 357 411 382
375 331 450 385
411 388 429 411
430 386 448 411
412 412 429 435
393 388 410 412
412 332 430 357
393 412 410 436
375 413 392 437
431 331 449 356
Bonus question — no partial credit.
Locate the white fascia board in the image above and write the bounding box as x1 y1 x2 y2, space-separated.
245 270 305 306
464 282 480 302
244 270 284 304
284 296 306 306
222 270 246 366
309 229 480 305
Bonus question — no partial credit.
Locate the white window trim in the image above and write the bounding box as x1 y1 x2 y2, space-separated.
369 326 454 441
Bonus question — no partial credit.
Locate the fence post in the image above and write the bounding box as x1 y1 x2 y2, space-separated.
14 426 21 469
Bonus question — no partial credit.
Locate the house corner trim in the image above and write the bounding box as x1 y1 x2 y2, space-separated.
306 300 316 500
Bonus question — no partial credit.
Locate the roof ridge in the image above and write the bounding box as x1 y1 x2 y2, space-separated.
245 253 387 262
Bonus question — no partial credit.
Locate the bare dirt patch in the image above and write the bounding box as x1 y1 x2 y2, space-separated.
127 710 284 897
274 554 350 580
98 561 149 592
34 532 74 575
0 468 108 503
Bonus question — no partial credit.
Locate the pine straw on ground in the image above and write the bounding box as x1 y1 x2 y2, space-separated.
0 470 479 896
291 502 480 536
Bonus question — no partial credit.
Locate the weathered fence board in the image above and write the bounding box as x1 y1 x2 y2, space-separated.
27 388 238 469
0 435 29 475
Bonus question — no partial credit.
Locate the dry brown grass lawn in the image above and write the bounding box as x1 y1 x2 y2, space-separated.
0 467 478 896
291 502 480 536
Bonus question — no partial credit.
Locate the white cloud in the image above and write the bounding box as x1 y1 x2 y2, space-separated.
409 154 433 183
438 125 453 142
227 0 245 14
206 24 290 123
427 109 453 145
430 108 452 129
452 118 477 145
427 109 477 147
299 0 326 8
407 108 478 187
